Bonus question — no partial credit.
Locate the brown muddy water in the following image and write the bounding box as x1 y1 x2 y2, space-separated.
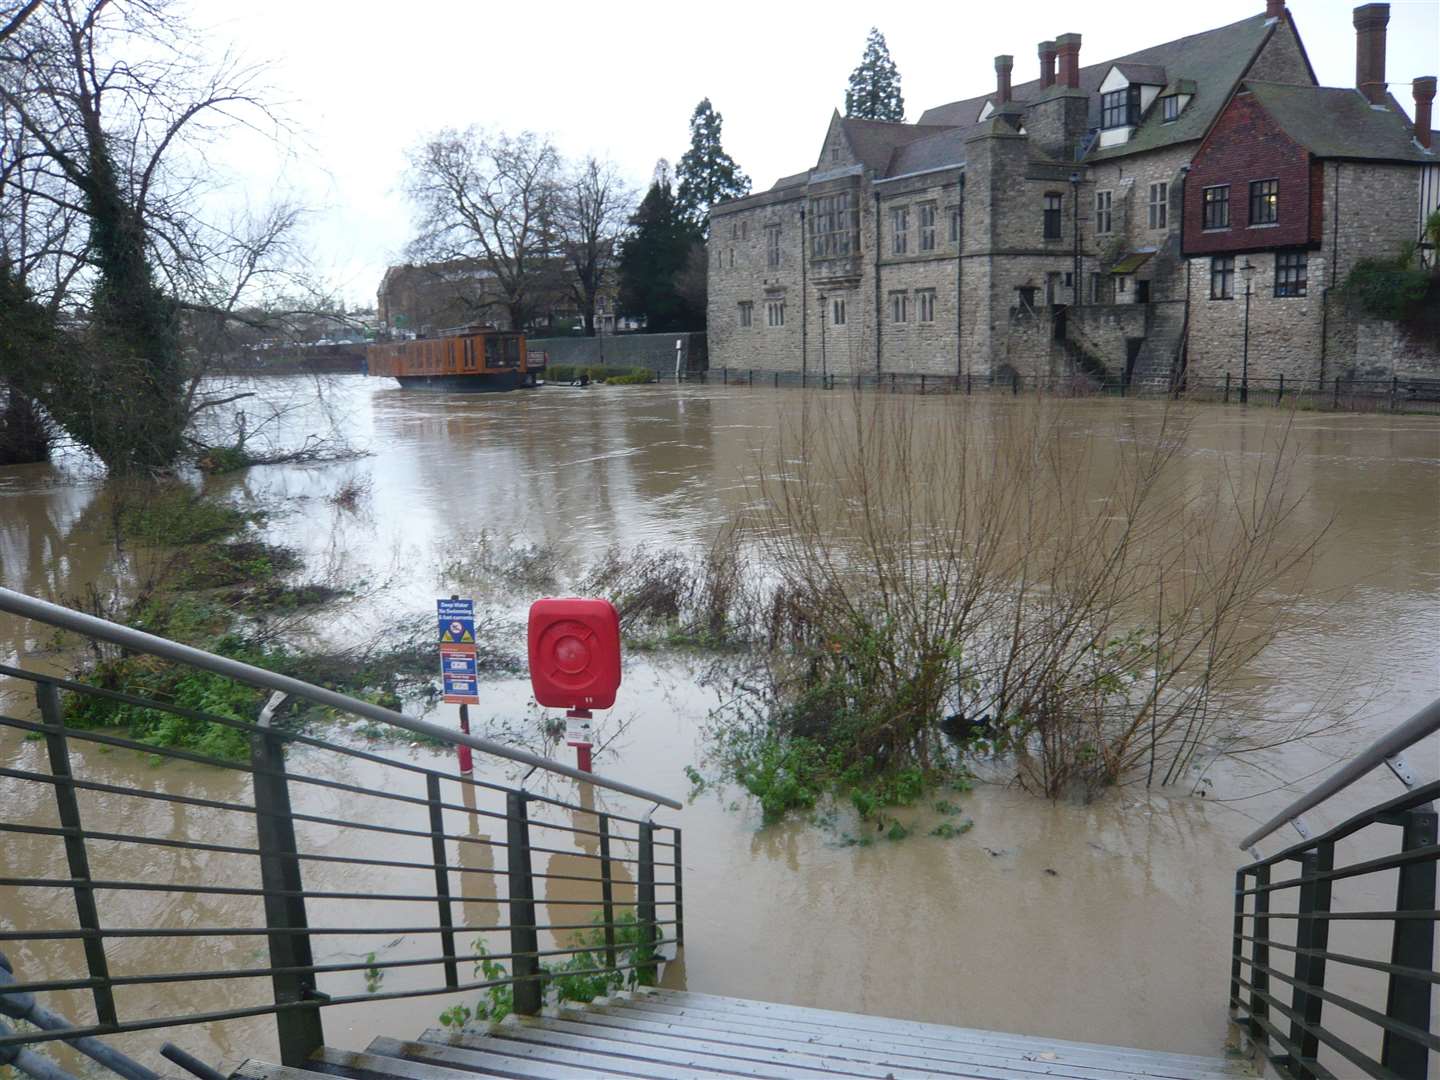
1 378 1437 1071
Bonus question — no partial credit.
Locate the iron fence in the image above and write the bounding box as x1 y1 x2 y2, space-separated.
0 603 681 1066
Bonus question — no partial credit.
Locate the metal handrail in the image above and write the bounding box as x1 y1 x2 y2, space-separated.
0 586 680 810
1237 696 1440 852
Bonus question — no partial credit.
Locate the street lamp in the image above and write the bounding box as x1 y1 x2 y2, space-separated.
1240 258 1256 404
1069 171 1082 307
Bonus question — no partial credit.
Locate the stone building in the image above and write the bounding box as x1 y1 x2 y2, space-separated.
707 0 1440 386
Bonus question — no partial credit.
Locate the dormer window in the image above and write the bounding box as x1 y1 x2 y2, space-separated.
1102 86 1141 129
1163 96 1179 122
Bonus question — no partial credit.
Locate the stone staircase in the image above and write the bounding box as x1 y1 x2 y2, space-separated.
1129 302 1187 390
231 987 1255 1080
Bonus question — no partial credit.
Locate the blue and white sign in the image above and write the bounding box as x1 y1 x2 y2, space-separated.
438 597 480 704
437 598 476 644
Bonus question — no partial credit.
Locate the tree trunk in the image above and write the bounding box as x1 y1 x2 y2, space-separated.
0 383 51 464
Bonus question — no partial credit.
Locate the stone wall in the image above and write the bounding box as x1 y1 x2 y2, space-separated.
528 332 708 374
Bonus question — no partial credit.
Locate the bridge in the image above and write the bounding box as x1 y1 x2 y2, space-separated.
0 587 1435 1080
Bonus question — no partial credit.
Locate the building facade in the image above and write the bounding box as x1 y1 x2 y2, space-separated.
708 1 1440 387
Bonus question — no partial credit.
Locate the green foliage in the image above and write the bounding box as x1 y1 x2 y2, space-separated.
675 100 751 232
845 28 906 122
928 819 974 839
618 162 705 332
364 952 384 994
1340 247 1432 321
545 364 578 382
115 487 258 546
440 912 659 1030
607 368 655 385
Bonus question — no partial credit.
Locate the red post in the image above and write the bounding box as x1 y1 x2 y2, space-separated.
577 744 592 773
457 703 473 774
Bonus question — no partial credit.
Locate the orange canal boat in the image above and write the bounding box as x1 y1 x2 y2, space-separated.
366 326 544 391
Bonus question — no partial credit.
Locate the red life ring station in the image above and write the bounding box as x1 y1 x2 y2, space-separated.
527 598 622 712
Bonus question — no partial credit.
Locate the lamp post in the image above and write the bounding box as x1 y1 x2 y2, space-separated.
1069 171 1082 306
1240 258 1255 404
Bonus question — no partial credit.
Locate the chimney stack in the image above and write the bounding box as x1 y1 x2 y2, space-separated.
1415 76 1436 148
1353 3 1390 106
1039 41 1057 89
995 55 1013 104
1266 0 1284 19
1056 34 1082 90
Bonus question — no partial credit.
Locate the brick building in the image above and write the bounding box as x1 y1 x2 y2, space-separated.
707 1 1440 387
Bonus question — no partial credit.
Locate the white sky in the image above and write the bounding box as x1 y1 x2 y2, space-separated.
202 0 1439 308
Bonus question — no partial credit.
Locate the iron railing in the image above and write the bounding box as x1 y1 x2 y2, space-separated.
0 591 682 1066
1229 697 1438 1079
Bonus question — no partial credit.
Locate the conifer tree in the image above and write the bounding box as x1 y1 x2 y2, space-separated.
675 99 751 234
845 28 905 122
619 161 705 332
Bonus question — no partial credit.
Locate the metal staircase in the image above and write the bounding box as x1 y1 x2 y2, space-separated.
229 987 1254 1080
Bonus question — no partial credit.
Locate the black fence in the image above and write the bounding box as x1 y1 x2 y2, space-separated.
0 662 680 1064
1230 781 1437 1078
658 368 1440 414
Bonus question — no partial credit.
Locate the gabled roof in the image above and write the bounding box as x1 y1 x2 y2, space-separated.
838 116 959 174
885 127 970 178
1112 63 1168 86
1240 81 1434 163
919 12 1278 161
768 170 812 192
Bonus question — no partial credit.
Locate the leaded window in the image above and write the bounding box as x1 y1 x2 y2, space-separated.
1101 86 1140 128
1210 255 1235 300
832 298 846 325
890 291 908 323
919 204 937 251
891 207 909 254
766 224 781 268
738 301 753 327
917 289 936 322
1095 190 1113 235
810 192 856 258
1203 186 1230 230
1043 193 1062 240
767 301 785 327
1274 251 1306 297
1250 179 1279 225
1162 95 1180 122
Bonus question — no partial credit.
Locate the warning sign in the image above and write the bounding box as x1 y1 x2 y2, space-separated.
437 598 480 704
564 714 593 748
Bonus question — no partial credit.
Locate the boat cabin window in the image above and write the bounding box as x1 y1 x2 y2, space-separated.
463 338 477 370
485 335 521 369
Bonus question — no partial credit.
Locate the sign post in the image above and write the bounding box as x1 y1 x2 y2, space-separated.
438 596 479 773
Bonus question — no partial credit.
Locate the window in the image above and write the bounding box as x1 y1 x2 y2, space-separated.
1101 86 1140 129
1117 275 1127 293
917 289 936 322
1210 255 1235 300
832 298 846 325
919 204 937 251
1203 186 1230 230
738 301 753 327
1249 179 1279 226
889 291 908 323
728 248 735 268
1148 182 1168 229
831 146 840 162
766 224 782 268
949 207 961 243
1043 193 1063 240
1095 190 1113 235
1090 272 1106 303
810 192 856 258
766 300 785 327
1274 251 1307 297
1162 96 1180 123
739 220 749 240
890 207 909 254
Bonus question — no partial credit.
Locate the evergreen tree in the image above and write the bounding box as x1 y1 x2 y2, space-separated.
618 162 705 332
675 99 751 233
845 28 905 122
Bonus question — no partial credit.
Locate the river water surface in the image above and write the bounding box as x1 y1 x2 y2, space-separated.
1 378 1436 1070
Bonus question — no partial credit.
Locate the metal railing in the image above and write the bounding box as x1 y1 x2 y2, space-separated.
0 589 682 1065
1229 697 1438 1079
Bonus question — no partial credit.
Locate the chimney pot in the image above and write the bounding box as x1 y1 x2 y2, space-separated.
1056 33 1082 90
995 55 1013 104
1266 0 1284 19
1353 3 1390 106
1414 76 1436 149
1039 41 1057 90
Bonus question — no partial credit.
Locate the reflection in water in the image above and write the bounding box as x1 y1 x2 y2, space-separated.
0 380 1436 1062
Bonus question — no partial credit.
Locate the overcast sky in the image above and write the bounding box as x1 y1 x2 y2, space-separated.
204 0 1439 308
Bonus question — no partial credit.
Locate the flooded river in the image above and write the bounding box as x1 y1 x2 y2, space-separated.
2 377 1437 1069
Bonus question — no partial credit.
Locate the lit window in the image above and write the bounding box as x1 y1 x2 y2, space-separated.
1210 255 1235 300
1203 186 1230 230
1249 179 1279 226
1274 251 1306 297
1148 182 1168 229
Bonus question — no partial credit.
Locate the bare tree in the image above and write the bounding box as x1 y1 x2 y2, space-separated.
404 128 561 332
0 0 304 471
556 157 634 336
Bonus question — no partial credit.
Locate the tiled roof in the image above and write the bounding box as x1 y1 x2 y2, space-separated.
768 170 812 192
885 127 970 178
1112 63 1168 86
840 117 958 174
1241 81 1434 163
